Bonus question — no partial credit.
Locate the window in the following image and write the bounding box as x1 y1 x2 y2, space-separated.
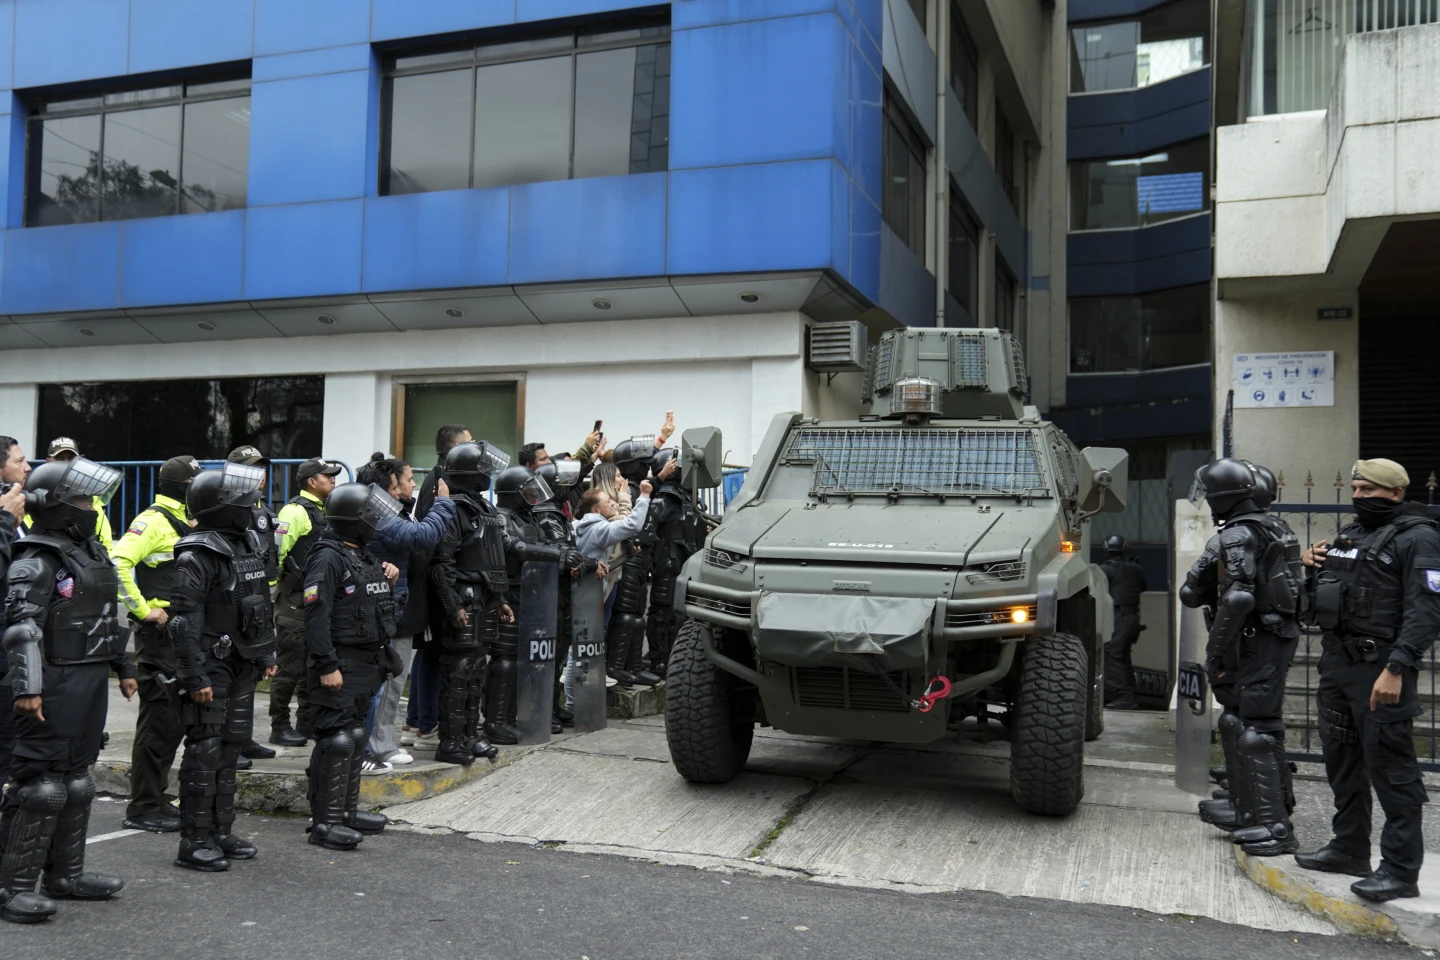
1069 138 1208 231
950 8 978 129
24 75 250 226
1069 0 1209 94
36 376 322 462
947 185 979 325
994 261 1017 336
906 0 927 31
1068 284 1210 374
399 381 519 469
381 22 670 195
883 93 927 257
995 103 1017 211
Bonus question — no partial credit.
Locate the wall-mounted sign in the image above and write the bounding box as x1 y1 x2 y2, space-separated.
1317 307 1354 320
1233 351 1334 408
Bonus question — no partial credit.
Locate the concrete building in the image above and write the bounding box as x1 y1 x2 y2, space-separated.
1213 0 1440 496
0 0 1070 474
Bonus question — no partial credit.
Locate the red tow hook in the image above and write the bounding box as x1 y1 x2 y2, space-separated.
913 675 952 713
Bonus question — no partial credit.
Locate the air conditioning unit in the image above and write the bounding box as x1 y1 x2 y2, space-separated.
806 321 867 373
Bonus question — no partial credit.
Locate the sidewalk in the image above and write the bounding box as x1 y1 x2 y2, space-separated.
386 709 1336 937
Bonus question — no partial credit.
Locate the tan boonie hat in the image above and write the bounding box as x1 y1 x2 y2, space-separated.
1352 458 1409 490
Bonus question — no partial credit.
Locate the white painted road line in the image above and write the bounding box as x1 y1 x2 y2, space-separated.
86 829 143 845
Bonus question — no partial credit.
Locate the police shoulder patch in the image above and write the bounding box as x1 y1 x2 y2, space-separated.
1425 570 1440 594
256 514 269 531
303 583 320 605
127 520 148 536
277 521 290 536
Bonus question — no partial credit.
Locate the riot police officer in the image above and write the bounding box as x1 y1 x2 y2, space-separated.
493 465 563 739
645 449 698 678
1100 535 1147 709
114 455 200 833
271 458 342 746
1179 458 1302 857
1 458 133 924
169 463 279 872
225 446 282 766
429 441 513 759
1296 458 1440 902
533 460 597 726
606 439 663 686
1197 462 1278 832
302 483 402 851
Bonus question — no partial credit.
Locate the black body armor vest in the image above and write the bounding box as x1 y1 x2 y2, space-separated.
20 535 125 665
1228 513 1303 630
453 495 508 594
1312 516 1433 641
281 495 326 596
312 540 396 648
1101 558 1145 608
177 530 277 661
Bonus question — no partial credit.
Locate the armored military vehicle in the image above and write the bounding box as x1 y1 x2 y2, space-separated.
665 328 1127 816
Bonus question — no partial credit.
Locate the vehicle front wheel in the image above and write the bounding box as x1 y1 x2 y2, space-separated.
665 620 754 783
1009 632 1087 816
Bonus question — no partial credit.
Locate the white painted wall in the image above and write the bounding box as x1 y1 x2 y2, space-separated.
0 384 38 453
1213 295 1359 492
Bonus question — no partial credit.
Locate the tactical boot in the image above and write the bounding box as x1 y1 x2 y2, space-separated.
605 610 639 685
1197 797 1240 831
1352 867 1420 902
434 741 476 765
43 773 123 897
308 731 364 851
212 762 255 860
1233 728 1299 856
175 837 230 873
468 735 500 760
241 740 277 760
483 655 520 745
269 726 308 747
341 725 388 835
1295 845 1371 878
0 889 57 924
213 833 257 860
123 808 181 833
625 620 663 686
0 775 65 924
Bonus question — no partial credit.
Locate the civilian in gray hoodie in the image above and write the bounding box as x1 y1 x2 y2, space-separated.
572 480 652 568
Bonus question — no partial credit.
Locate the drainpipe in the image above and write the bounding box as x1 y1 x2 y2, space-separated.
935 0 949 328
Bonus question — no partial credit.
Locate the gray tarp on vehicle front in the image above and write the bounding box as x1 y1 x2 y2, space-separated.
754 593 934 671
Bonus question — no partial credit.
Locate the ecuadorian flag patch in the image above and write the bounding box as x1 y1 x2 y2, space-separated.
277 521 290 536
127 520 147 536
303 584 320 605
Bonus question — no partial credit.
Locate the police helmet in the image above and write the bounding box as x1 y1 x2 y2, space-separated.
1246 461 1277 510
494 465 553 511
25 457 122 535
611 438 654 483
325 482 402 545
533 460 580 502
188 462 266 532
1104 535 1126 556
445 441 510 494
1189 458 1260 523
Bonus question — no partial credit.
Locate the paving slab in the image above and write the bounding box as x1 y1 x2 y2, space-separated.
390 749 809 858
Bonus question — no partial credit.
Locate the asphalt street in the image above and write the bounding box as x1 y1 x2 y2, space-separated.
0 800 1423 960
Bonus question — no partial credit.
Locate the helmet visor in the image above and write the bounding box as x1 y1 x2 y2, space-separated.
219 462 267 506
54 457 123 506
477 442 511 477
359 484 405 527
1187 468 1208 510
550 460 581 488
520 475 554 507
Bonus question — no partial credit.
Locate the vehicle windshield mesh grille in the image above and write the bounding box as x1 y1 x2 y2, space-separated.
783 428 1048 497
951 335 988 387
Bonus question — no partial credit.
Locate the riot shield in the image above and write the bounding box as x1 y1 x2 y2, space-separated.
569 574 608 734
516 560 560 745
1174 603 1213 796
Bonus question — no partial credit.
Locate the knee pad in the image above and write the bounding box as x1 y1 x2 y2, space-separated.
183 736 225 771
15 774 67 814
61 772 95 809
346 726 367 753
317 729 354 759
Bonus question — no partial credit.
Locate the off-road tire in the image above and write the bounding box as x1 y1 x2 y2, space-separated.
1084 650 1105 742
665 620 754 783
1010 632 1087 816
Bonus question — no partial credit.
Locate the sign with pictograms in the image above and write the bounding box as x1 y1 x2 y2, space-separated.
1232 351 1334 408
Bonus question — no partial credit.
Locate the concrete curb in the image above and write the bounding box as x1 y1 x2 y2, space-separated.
608 680 664 720
91 744 539 815
1235 850 1440 945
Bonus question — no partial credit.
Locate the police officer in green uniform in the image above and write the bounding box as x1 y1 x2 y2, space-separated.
1297 458 1440 901
270 458 342 746
113 456 200 833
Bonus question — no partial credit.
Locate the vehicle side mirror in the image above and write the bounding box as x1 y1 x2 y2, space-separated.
1078 447 1128 514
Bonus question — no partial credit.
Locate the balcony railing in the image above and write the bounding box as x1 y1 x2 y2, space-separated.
1243 0 1440 118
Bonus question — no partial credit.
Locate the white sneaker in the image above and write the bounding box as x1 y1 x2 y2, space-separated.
361 758 392 774
398 732 416 747
387 750 415 765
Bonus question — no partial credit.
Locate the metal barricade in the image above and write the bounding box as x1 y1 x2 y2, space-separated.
100 458 354 532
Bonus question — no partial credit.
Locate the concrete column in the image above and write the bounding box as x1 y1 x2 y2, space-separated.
1213 295 1359 492
322 372 387 480
0 383 39 452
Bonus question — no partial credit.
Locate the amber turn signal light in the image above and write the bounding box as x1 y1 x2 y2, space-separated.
1011 608 1029 624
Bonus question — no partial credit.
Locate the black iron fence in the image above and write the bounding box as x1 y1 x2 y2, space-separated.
1270 472 1440 768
